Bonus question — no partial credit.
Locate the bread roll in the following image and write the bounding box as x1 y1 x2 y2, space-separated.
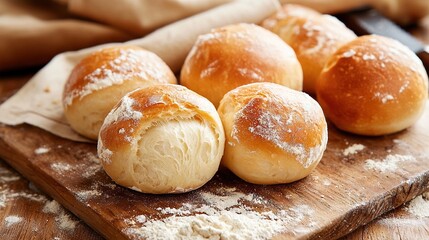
180 23 303 108
63 45 177 140
262 4 356 95
317 35 428 136
97 84 225 194
218 82 328 185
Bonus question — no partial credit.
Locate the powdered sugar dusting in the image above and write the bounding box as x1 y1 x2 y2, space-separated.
343 144 365 156
124 187 315 239
364 154 416 172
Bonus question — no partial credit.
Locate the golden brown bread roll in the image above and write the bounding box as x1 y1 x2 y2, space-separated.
63 45 177 140
262 4 356 95
317 35 428 136
180 23 303 108
218 82 328 185
97 84 225 194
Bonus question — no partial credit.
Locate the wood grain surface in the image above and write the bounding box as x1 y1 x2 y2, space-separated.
0 98 428 239
2 15 429 240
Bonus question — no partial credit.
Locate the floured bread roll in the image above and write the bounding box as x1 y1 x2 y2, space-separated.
218 82 328 185
317 35 428 136
97 84 225 194
63 45 177 140
262 4 356 95
180 23 303 108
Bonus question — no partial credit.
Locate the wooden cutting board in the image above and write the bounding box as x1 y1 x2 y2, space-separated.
0 102 428 239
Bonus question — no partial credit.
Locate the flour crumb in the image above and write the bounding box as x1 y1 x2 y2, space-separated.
57 212 78 231
5 215 22 227
76 189 102 201
81 164 102 178
406 195 429 218
34 147 50 154
343 144 365 156
51 162 72 173
43 200 78 231
0 175 20 182
364 154 416 172
322 179 332 186
343 49 356 58
136 215 146 223
43 200 61 214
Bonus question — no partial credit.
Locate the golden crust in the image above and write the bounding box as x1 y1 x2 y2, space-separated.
218 82 328 184
98 84 225 194
180 23 303 108
317 35 428 136
62 45 177 139
261 4 356 95
99 84 221 150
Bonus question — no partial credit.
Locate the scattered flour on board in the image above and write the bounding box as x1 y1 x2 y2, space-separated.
0 163 77 231
34 147 50 154
4 215 22 227
406 195 429 218
43 200 78 231
50 162 72 173
76 189 102 201
343 144 365 156
125 187 315 240
364 154 416 172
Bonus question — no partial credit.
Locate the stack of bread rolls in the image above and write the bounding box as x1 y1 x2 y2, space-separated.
62 4 428 194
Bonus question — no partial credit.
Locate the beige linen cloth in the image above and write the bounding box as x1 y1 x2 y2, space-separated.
0 0 234 71
0 0 280 142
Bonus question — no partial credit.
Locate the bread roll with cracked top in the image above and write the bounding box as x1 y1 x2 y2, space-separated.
218 82 328 185
262 4 356 95
180 23 303 108
317 35 428 136
63 46 177 140
97 84 225 194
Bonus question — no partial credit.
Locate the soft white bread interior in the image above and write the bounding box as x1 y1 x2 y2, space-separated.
97 84 225 194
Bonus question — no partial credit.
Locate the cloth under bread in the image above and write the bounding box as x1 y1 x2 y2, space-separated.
0 0 280 142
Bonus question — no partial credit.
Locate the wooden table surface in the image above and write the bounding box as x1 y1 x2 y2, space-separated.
1 17 429 240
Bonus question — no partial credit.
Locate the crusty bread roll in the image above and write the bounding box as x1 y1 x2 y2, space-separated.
262 4 356 95
180 23 303 108
97 84 225 194
218 82 328 185
63 45 177 140
317 35 428 136
372 0 429 26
